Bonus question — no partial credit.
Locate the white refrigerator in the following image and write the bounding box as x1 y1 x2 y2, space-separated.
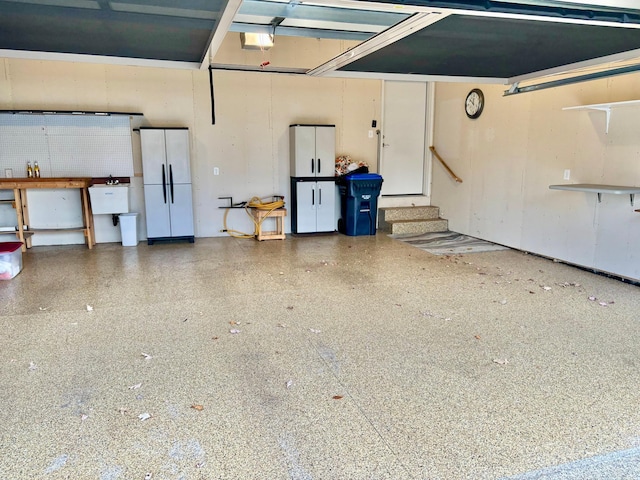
140 128 195 245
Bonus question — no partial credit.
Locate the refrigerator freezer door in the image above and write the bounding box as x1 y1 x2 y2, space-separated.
168 183 195 237
143 184 171 238
140 129 167 185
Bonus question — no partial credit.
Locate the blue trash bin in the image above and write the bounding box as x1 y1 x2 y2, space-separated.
336 173 383 236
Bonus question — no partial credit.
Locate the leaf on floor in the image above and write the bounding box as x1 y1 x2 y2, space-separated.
141 352 153 360
309 328 321 334
474 335 481 340
86 304 93 311
191 404 204 411
212 336 219 341
229 329 241 334
129 383 142 390
285 380 293 389
493 358 509 365
138 412 152 421
229 321 241 325
332 395 344 400
286 306 294 310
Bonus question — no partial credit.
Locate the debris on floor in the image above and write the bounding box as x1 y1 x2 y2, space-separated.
493 358 509 365
28 361 37 371
191 404 204 411
141 352 153 360
309 328 321 334
286 380 293 389
332 395 344 400
129 383 142 390
86 304 93 311
138 412 152 421
229 329 241 334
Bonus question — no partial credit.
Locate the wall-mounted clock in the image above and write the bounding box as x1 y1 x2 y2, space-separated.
465 88 484 119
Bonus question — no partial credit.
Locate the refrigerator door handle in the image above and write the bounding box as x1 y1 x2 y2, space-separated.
311 158 314 174
312 185 315 206
319 186 322 205
318 158 321 174
162 164 167 203
169 164 174 203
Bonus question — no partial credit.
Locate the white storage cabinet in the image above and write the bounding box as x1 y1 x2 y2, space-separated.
289 125 336 234
141 128 195 244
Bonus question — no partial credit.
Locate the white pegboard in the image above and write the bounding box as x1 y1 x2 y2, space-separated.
0 114 134 178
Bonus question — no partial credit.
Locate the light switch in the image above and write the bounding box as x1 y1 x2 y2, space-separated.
368 130 374 138
214 167 220 176
563 169 570 180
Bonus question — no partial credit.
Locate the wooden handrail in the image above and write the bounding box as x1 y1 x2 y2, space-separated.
429 146 463 183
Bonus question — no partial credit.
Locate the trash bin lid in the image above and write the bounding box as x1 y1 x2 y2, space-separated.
344 173 383 181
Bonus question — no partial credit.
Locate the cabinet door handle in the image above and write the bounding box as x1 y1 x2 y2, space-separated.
319 187 322 205
318 158 321 174
169 164 174 204
311 158 314 174
162 164 167 204
311 187 315 206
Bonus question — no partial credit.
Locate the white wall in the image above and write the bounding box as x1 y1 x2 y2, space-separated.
432 77 640 281
0 34 381 242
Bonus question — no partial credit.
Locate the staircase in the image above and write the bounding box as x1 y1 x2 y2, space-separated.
378 205 448 235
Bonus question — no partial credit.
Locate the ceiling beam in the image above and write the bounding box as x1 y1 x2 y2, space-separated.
238 0 408 26
229 22 375 41
308 12 449 76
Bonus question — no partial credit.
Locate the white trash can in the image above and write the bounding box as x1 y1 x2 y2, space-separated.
118 213 139 246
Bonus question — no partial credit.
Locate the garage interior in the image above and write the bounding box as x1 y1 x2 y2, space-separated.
1 0 640 478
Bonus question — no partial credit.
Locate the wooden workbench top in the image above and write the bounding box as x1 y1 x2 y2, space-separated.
0 177 93 189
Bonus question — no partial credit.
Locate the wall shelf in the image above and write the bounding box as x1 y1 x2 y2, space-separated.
562 100 640 134
549 184 640 206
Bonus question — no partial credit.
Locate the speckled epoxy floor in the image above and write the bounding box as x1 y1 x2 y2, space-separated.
1 234 639 480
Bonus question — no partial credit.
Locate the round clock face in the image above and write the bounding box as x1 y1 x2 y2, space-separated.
465 88 484 119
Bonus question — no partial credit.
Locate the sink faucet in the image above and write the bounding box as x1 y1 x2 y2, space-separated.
106 175 120 186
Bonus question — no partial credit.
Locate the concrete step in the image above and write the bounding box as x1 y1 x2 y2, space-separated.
379 206 440 223
383 218 449 235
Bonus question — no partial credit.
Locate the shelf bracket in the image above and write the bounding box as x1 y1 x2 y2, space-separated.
589 106 612 134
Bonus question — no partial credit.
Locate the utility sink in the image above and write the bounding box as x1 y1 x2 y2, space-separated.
89 184 130 214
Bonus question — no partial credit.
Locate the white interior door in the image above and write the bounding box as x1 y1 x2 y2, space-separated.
380 81 427 196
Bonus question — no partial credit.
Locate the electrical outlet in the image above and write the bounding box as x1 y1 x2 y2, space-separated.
563 169 570 180
368 130 374 138
214 167 220 176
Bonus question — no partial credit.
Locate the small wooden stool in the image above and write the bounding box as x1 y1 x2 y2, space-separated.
251 208 286 241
